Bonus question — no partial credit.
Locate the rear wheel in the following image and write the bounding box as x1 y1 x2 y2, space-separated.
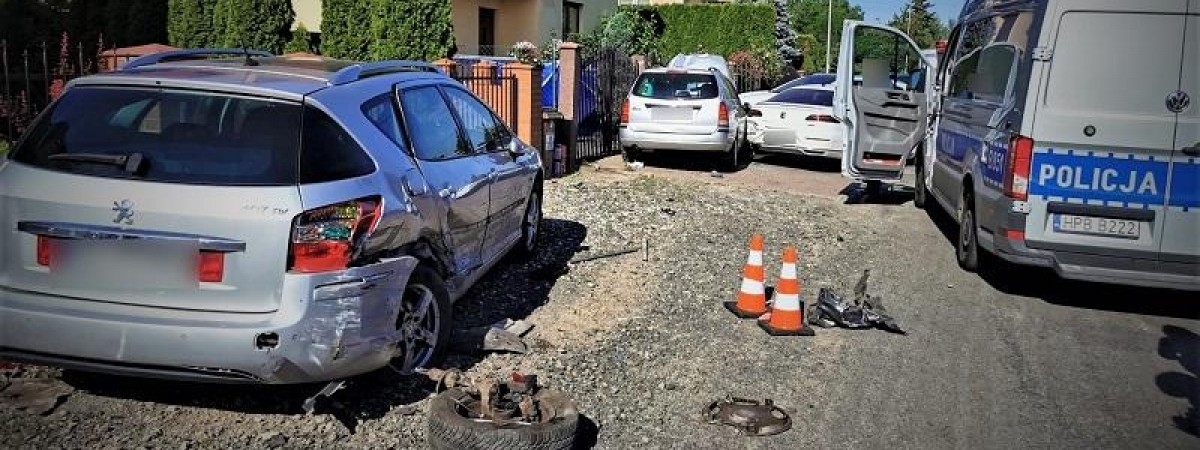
956 189 980 271
913 151 929 209
392 266 452 375
513 186 542 258
621 146 641 163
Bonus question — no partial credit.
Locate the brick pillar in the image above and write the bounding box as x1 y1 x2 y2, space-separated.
557 42 582 172
505 62 544 152
432 58 456 77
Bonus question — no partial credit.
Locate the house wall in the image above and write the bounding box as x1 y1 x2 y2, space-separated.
292 0 322 32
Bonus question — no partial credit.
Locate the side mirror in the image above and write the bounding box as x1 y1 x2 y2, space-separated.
507 138 525 157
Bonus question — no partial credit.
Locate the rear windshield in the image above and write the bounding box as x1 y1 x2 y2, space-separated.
770 73 836 92
631 73 720 100
765 89 834 106
12 87 312 185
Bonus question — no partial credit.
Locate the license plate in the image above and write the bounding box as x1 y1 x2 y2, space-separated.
651 107 693 121
52 239 198 289
1052 214 1143 239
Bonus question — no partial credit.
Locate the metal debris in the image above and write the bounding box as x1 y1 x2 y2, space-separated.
704 397 792 436
808 270 905 334
0 378 75 416
450 319 537 355
302 380 347 415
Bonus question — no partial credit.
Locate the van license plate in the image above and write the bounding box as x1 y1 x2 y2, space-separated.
1053 214 1142 239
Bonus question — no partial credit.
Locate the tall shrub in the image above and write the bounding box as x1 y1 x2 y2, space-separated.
773 0 802 68
285 23 311 54
321 0 372 60
649 4 775 60
168 0 217 48
369 0 455 61
212 0 293 53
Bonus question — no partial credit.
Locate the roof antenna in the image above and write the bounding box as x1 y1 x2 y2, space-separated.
241 44 259 66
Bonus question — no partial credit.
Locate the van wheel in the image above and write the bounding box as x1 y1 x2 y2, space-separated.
913 152 928 209
956 189 980 271
392 266 453 375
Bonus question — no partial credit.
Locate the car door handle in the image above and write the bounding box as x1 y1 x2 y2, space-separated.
1183 143 1200 157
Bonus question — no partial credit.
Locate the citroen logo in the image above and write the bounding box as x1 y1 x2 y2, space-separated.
1166 91 1190 113
112 200 135 225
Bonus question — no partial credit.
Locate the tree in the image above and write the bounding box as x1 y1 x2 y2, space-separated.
212 0 293 53
320 0 372 59
773 0 802 71
788 0 865 72
285 23 311 54
102 0 129 45
888 0 948 49
368 0 455 61
168 0 218 48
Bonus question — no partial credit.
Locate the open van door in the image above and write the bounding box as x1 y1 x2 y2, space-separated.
832 21 931 181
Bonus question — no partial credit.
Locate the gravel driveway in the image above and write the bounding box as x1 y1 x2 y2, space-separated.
2 156 1197 449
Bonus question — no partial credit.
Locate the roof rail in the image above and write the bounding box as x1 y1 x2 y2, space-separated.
329 60 441 85
121 48 274 71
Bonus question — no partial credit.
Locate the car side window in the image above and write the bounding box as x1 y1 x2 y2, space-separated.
361 93 408 150
301 106 376 183
442 86 511 153
398 86 467 161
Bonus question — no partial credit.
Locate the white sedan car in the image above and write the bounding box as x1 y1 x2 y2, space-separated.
747 86 844 160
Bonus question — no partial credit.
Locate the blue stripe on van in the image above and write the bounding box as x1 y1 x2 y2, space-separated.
1029 151 1169 206
1169 160 1200 208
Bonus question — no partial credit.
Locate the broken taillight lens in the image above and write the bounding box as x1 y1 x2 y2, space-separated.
289 197 382 273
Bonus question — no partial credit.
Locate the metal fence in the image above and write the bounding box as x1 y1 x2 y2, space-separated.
452 72 520 135
573 46 639 165
1 38 105 142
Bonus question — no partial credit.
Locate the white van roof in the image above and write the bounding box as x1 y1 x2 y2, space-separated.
668 54 732 79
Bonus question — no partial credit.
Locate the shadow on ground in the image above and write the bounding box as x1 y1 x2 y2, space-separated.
1156 325 1199 437
61 218 588 435
924 205 1199 319
838 181 915 205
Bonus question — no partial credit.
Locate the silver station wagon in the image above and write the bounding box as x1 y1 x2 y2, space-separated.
0 50 544 383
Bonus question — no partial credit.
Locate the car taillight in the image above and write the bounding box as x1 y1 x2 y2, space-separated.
1004 135 1034 201
718 102 729 128
620 100 630 125
198 251 225 282
806 114 840 123
36 235 54 266
289 197 382 273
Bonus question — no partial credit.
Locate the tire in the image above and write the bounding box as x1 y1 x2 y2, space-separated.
392 266 452 374
427 388 579 450
512 186 542 259
621 146 640 163
721 139 741 173
956 189 980 271
913 152 928 209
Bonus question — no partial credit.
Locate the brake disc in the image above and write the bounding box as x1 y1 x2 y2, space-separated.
703 397 792 436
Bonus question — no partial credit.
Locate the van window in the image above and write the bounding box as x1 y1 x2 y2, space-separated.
632 73 720 100
852 26 925 91
12 87 303 185
946 13 1033 102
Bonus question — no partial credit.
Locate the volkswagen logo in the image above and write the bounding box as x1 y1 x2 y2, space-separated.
1166 91 1190 113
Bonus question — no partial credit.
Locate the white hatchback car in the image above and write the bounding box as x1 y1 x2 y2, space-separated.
748 85 844 159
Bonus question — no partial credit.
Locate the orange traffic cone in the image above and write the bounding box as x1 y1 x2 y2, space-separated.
725 234 768 318
758 246 815 336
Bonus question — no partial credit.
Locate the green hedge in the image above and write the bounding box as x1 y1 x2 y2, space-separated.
628 4 775 60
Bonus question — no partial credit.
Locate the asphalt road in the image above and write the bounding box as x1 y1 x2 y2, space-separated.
623 152 1199 448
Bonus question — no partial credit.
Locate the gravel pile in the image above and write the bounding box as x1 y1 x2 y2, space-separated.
0 168 891 449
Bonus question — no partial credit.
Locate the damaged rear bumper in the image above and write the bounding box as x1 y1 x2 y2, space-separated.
0 257 418 384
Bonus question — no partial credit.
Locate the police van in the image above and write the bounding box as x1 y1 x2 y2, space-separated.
832 0 1198 290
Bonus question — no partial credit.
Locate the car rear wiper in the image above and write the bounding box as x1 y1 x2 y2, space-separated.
48 152 146 174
